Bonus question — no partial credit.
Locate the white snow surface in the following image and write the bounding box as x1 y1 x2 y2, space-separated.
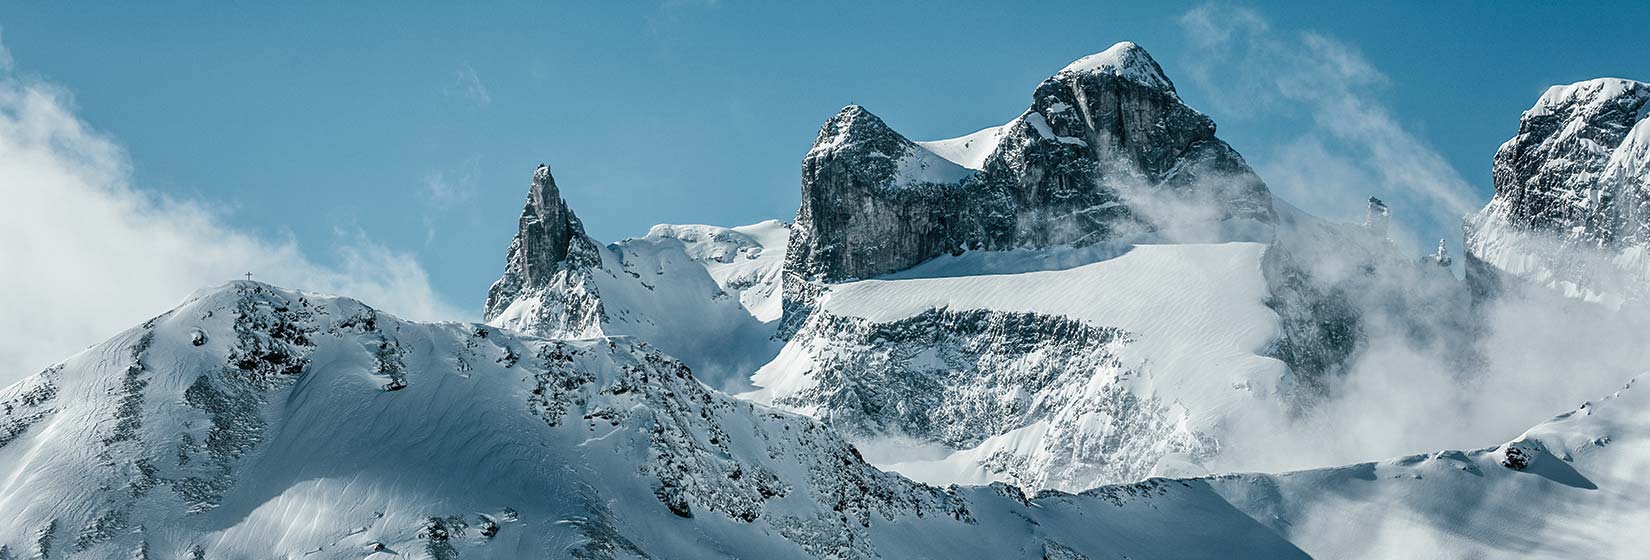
914 124 1008 171
748 240 1296 489
626 220 790 322
1205 374 1650 559
1055 41 1173 91
891 143 976 187
0 281 1320 559
1023 112 1089 147
1528 78 1649 119
489 220 788 392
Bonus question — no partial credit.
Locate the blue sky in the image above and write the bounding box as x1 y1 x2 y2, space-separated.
3 1 1648 317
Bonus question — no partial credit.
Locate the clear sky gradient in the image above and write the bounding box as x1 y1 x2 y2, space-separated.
4 1 1647 315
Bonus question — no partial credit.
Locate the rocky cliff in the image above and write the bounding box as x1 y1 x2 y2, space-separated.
1465 78 1650 305
784 42 1275 314
482 164 607 338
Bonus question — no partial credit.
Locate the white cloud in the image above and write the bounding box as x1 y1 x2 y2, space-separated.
1177 5 1482 256
0 46 467 387
1173 6 1650 484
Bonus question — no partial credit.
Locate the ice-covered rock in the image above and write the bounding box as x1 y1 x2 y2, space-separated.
1465 78 1650 306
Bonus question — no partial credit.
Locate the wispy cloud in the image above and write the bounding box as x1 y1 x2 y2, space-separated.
0 42 468 387
443 62 492 106
1173 6 1650 495
417 156 482 243
1177 4 1483 255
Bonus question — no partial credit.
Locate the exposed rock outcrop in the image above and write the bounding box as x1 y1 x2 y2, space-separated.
482 164 607 338
482 164 789 388
1465 78 1650 305
784 42 1275 314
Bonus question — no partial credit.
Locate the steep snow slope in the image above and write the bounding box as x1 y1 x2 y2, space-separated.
0 281 1312 559
582 220 789 392
619 220 789 323
485 166 786 391
913 125 1007 171
748 238 1308 491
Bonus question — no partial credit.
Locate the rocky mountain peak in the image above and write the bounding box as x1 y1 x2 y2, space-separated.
482 164 605 332
802 105 940 189
783 42 1273 295
809 105 898 152
1364 196 1390 237
520 164 602 277
1479 78 1650 243
1465 76 1650 304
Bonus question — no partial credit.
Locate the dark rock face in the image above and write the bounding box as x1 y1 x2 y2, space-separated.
513 165 603 283
1481 79 1650 246
1465 78 1650 302
785 107 978 291
784 42 1274 311
482 165 607 336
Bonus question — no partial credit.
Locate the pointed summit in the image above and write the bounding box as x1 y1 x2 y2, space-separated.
482 164 605 333
1465 76 1650 304
783 42 1273 293
517 164 601 280
806 105 909 159
1055 41 1174 91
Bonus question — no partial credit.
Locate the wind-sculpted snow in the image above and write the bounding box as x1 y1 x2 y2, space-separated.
0 281 1319 559
1202 375 1650 558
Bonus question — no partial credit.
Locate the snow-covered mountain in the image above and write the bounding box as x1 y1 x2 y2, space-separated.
3 281 1642 558
1466 78 1650 307
474 42 1472 494
783 42 1273 305
484 165 787 391
748 41 1462 492
0 281 1316 559
7 35 1650 559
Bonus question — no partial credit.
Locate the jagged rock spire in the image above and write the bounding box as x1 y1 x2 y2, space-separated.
483 164 605 333
1425 238 1453 268
516 164 602 282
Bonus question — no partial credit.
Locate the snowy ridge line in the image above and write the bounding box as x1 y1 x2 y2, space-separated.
0 280 1317 559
